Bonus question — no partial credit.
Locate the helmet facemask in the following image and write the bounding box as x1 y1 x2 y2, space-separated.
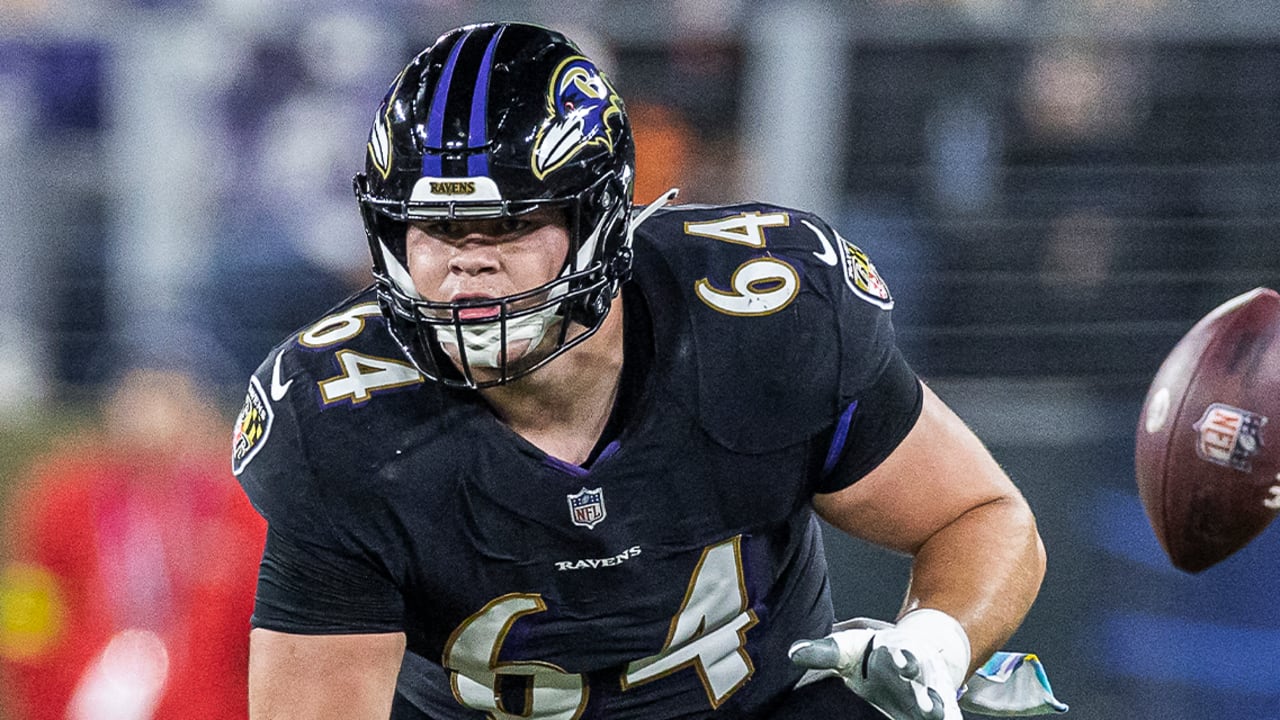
356 169 631 388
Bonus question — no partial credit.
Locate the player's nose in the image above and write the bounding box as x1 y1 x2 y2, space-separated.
446 239 502 275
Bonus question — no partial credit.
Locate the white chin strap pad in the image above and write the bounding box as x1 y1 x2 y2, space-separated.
433 310 557 368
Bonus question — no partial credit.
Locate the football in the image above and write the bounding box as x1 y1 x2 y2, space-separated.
1135 287 1280 573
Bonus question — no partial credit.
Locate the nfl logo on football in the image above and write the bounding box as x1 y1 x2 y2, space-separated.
1193 402 1267 472
567 487 607 529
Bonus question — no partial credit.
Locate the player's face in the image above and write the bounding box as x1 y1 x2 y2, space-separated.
405 207 570 306
405 208 571 370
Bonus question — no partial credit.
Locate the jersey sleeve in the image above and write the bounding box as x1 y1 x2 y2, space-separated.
232 349 406 634
815 344 922 494
253 526 406 633
808 217 924 494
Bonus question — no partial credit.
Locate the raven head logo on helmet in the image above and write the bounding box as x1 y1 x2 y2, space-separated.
353 23 636 389
366 67 405 181
532 57 624 180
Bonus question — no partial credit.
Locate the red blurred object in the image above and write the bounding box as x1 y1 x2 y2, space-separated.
0 370 266 720
1135 287 1280 573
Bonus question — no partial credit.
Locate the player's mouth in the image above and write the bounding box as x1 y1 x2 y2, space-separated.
453 295 501 320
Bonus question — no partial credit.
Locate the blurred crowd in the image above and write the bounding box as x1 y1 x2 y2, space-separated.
5 0 1277 411
0 366 264 719
2 1 1280 719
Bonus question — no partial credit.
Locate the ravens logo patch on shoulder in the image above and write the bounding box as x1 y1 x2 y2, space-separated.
232 376 274 476
839 240 894 309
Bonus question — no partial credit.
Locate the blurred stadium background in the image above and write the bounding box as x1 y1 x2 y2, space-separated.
3 0 1280 718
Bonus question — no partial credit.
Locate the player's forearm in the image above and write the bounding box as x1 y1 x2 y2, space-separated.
249 629 405 720
899 493 1046 675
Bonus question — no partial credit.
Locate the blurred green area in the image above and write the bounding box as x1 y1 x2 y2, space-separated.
0 407 97 508
0 408 94 720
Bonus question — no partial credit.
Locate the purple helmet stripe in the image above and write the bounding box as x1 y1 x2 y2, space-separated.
466 26 504 176
422 29 471 177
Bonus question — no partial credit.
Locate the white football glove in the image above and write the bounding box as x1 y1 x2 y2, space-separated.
789 610 971 720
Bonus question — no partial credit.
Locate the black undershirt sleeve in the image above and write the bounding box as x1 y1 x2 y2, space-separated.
252 524 406 634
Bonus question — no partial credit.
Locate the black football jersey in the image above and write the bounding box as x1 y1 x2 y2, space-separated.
232 203 923 719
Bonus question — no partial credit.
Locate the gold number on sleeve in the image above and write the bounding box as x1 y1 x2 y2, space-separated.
298 302 383 348
686 213 799 316
316 350 423 405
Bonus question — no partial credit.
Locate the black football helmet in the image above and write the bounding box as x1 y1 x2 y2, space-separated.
355 22 636 388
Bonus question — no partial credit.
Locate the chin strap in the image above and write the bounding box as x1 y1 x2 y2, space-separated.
628 188 679 243
433 311 556 369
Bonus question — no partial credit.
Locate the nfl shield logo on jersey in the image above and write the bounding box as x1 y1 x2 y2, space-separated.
567 487 607 529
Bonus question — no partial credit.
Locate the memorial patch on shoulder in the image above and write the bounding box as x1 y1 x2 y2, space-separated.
232 376 274 476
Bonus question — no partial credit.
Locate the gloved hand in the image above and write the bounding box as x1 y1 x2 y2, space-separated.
788 610 971 720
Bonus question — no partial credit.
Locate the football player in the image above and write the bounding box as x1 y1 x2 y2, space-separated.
234 22 1047 720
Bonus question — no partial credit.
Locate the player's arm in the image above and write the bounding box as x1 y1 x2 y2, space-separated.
792 382 1045 720
249 629 405 719
813 381 1045 674
234 347 411 719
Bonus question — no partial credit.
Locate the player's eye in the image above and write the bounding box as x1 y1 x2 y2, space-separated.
424 221 461 238
498 217 530 235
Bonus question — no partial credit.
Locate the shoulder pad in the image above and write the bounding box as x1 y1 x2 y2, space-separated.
232 289 441 529
632 203 900 452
